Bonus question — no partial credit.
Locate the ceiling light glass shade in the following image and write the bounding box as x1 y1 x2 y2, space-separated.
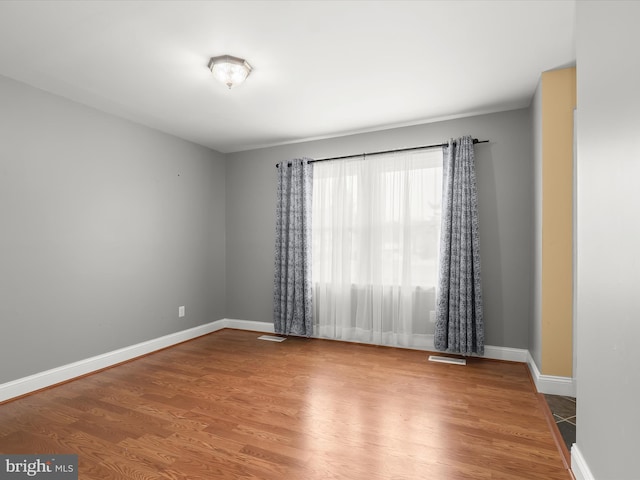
208 55 252 89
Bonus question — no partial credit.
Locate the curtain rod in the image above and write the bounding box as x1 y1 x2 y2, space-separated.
276 139 489 168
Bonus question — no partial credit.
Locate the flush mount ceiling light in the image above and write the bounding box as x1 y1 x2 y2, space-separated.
208 55 252 89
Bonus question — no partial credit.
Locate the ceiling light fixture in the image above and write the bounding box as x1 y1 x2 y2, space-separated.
208 55 252 89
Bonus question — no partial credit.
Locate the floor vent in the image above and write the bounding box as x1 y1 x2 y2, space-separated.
257 335 286 342
428 355 466 365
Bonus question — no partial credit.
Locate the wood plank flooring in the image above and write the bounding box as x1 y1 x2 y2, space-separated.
0 329 571 479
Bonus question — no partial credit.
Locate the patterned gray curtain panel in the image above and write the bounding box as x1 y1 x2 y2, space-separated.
273 159 314 336
435 136 484 355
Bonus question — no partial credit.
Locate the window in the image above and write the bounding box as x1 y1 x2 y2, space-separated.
311 148 443 347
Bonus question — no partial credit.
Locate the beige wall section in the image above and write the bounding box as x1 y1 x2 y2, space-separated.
541 67 576 377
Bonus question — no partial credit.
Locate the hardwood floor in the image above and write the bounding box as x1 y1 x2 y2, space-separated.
0 329 571 479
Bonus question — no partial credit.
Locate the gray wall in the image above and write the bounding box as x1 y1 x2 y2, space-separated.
0 75 226 384
529 79 543 368
575 2 640 478
226 109 532 349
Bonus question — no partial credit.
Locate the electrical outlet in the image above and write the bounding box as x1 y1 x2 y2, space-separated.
429 311 436 323
178 306 185 318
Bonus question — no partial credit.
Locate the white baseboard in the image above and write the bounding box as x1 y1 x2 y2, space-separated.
526 351 576 396
224 318 274 333
571 444 595 480
0 317 532 404
272 326 529 363
0 319 228 403
229 320 527 362
484 345 528 363
427 341 528 363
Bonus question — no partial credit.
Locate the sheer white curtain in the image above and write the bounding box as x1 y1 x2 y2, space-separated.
312 149 442 348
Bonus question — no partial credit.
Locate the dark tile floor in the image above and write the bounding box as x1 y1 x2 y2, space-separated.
544 394 576 451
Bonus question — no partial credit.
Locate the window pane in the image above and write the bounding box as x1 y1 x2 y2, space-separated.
312 148 442 288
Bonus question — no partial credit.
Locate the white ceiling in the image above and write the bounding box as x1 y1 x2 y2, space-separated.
0 0 575 153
